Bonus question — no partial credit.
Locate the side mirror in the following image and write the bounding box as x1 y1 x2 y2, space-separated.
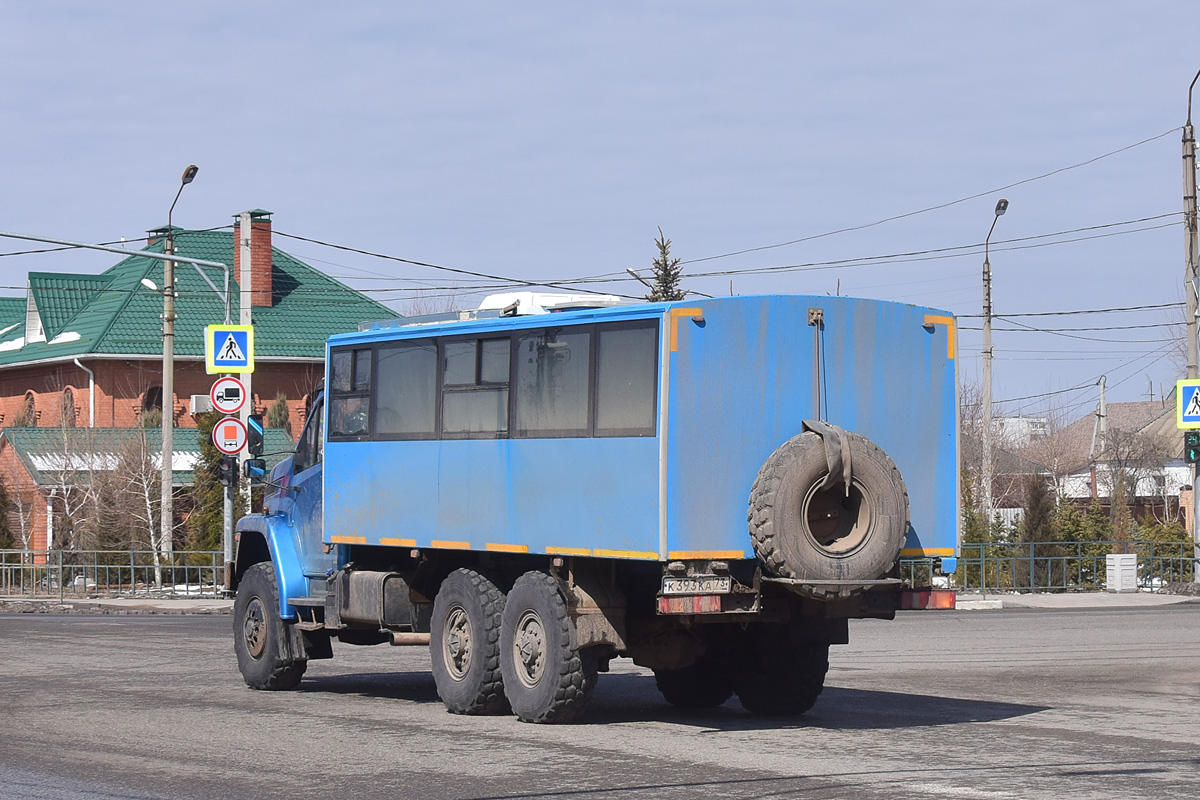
247 414 264 456
243 458 267 482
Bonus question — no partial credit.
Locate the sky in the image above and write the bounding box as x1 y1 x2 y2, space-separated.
1 2 1197 423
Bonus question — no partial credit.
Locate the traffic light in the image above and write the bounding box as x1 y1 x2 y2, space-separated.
217 455 239 487
1186 431 1200 464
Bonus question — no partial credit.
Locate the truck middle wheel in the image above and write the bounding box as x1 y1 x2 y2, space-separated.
499 570 598 723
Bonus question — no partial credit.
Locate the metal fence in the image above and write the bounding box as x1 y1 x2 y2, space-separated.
901 540 1195 594
0 550 225 600
4 543 1194 602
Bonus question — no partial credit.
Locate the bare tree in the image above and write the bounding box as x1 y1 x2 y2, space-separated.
1017 400 1073 495
9 482 37 552
1093 425 1172 552
404 289 460 317
112 430 169 586
41 425 103 551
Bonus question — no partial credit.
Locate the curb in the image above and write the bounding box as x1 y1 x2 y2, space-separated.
0 598 234 615
956 599 1004 610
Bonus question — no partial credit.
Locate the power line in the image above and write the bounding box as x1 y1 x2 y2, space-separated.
680 128 1181 265
986 318 1181 332
680 215 1180 280
0 225 235 259
958 301 1183 319
274 230 641 300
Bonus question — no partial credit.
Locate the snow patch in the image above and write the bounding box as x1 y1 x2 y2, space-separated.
0 337 25 352
48 331 81 345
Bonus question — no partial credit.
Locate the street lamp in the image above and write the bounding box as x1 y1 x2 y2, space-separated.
981 198 1008 529
161 165 198 562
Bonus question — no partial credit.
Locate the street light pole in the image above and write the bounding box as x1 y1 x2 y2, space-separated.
1184 70 1200 568
981 198 1009 530
161 165 198 564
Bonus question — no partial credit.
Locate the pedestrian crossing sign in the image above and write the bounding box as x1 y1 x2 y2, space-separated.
206 324 255 374
1176 379 1200 429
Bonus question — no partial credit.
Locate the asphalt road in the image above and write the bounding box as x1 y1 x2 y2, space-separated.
1 606 1197 800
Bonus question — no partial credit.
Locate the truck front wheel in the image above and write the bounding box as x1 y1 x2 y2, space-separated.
500 571 598 723
430 568 510 715
232 562 307 690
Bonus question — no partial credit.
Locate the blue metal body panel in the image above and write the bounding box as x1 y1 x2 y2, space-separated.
306 293 957 568
665 296 957 558
325 438 659 553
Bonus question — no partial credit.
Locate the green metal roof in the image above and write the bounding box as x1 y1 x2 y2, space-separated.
28 272 114 340
0 228 397 366
0 426 295 487
0 298 24 331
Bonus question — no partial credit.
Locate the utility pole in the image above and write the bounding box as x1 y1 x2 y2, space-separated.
1185 69 1200 566
1089 376 1107 499
233 211 254 575
981 198 1009 529
161 165 199 564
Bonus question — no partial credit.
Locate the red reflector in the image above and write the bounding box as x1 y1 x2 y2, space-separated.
901 590 957 610
658 595 723 615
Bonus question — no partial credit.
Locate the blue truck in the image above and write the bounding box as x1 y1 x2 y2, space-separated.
231 293 958 722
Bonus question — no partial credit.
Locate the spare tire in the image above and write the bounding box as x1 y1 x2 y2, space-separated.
748 430 908 595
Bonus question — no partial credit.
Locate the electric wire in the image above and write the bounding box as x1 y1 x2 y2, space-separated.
680 127 1181 265
274 230 641 300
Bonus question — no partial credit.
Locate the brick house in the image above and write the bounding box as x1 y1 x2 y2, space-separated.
0 210 395 550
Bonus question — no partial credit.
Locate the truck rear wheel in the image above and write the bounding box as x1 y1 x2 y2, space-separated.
733 631 828 716
500 571 598 723
430 568 510 715
233 562 307 690
749 430 909 596
654 655 734 708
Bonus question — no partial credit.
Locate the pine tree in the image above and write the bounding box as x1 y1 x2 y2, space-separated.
1018 475 1054 543
647 227 686 302
266 393 291 437
266 393 290 427
960 468 990 544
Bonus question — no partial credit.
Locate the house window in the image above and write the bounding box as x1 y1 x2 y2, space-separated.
14 391 37 427
61 388 76 428
142 387 163 412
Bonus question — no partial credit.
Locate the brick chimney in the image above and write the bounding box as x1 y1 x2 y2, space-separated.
146 225 174 247
232 209 274 307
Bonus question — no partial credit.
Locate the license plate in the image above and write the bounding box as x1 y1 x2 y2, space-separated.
662 576 732 595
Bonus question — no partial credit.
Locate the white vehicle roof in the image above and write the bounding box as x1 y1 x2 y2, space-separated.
477 291 625 315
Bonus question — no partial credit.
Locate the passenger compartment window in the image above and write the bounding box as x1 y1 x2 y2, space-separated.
328 319 658 442
376 342 437 436
515 327 590 436
442 337 510 435
329 346 373 437
595 321 658 436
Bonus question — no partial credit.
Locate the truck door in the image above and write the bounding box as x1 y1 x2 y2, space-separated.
287 397 335 580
